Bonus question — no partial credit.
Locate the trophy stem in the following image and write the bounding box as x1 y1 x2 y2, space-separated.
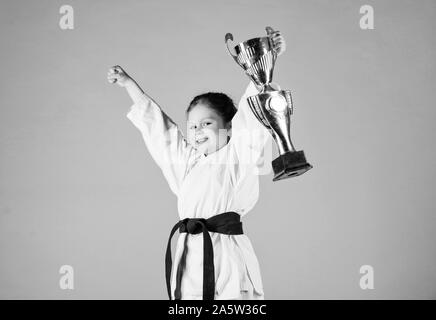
275 138 296 155
260 83 276 93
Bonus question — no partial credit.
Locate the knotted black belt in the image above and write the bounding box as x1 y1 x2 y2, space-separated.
165 211 243 300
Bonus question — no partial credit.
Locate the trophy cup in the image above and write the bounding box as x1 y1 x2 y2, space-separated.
225 27 313 181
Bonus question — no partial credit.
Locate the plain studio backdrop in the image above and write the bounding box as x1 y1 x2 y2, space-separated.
0 0 435 299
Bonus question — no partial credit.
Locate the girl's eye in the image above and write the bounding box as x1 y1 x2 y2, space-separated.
202 122 211 127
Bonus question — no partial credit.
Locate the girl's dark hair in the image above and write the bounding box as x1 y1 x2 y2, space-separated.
186 92 237 124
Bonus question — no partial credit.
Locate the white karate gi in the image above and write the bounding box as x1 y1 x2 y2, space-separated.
126 81 270 300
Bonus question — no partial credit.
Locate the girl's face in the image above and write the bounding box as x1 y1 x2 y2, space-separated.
187 103 231 156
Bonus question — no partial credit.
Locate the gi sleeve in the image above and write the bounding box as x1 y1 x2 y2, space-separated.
230 81 272 179
126 93 194 196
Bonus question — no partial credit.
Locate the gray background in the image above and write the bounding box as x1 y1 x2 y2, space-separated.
0 0 435 299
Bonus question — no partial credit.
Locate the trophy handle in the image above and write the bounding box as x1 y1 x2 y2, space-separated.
225 33 239 63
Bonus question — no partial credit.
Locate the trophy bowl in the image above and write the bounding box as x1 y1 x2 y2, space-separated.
225 33 277 90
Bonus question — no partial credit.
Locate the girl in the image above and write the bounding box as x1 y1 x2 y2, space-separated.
107 30 286 300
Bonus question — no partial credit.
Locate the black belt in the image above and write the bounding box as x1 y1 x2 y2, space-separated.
165 211 243 300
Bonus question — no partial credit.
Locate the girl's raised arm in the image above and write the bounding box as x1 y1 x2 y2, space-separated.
229 28 286 178
230 81 272 171
108 66 194 196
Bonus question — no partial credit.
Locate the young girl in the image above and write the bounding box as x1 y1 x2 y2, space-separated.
107 30 286 300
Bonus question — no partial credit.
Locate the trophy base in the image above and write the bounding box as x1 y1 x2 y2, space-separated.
272 151 313 181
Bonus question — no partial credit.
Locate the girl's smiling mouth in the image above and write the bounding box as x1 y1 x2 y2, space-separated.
196 137 208 145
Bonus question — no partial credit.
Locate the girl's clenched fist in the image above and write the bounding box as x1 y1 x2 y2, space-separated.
107 65 132 87
266 27 286 57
